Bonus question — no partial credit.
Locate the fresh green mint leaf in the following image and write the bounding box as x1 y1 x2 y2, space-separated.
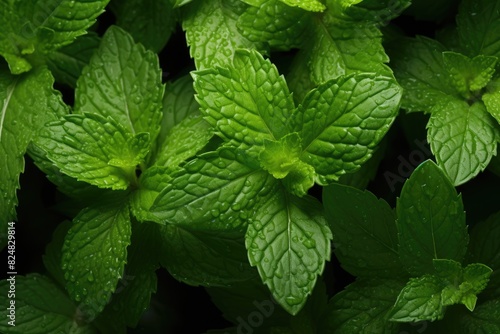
45 33 100 88
111 0 176 53
150 148 276 229
295 73 402 185
286 48 315 103
278 0 325 12
29 142 108 202
389 275 446 322
0 0 109 74
37 113 146 190
237 0 312 50
389 36 456 112
130 166 172 222
457 0 500 58
442 52 497 97
460 263 492 310
245 187 332 315
323 183 402 278
0 66 67 234
97 222 159 329
306 1 393 84
0 274 93 333
154 112 212 167
467 210 500 300
182 0 265 69
337 142 386 189
75 25 164 139
320 279 404 333
193 49 295 158
61 197 131 320
483 78 500 124
158 75 200 144
427 100 498 185
160 225 256 286
397 160 468 276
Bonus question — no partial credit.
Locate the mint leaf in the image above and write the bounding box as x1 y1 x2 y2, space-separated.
0 66 67 232
154 112 212 167
320 279 404 333
111 0 176 52
389 36 455 112
427 100 498 185
337 142 386 189
397 160 468 276
443 52 497 97
130 166 172 222
278 0 325 12
238 0 311 50
150 148 276 229
75 25 164 138
45 33 100 88
323 184 402 278
193 49 295 157
389 275 446 322
306 1 393 84
295 73 402 184
160 225 256 286
97 222 159 328
467 210 500 300
37 113 147 190
245 186 332 315
483 78 500 124
457 0 500 57
159 75 200 138
0 274 92 333
259 133 315 196
0 0 109 74
61 197 131 320
182 0 265 69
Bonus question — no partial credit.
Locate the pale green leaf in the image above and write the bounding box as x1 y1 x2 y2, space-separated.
323 183 402 278
154 112 212 167
75 25 164 138
193 49 295 158
237 0 312 50
245 186 332 315
37 113 146 190
0 66 67 237
182 0 265 69
61 197 131 320
483 78 500 124
295 73 401 184
397 160 468 276
427 100 498 185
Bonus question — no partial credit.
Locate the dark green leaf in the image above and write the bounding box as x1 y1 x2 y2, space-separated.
397 160 468 276
323 183 402 278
